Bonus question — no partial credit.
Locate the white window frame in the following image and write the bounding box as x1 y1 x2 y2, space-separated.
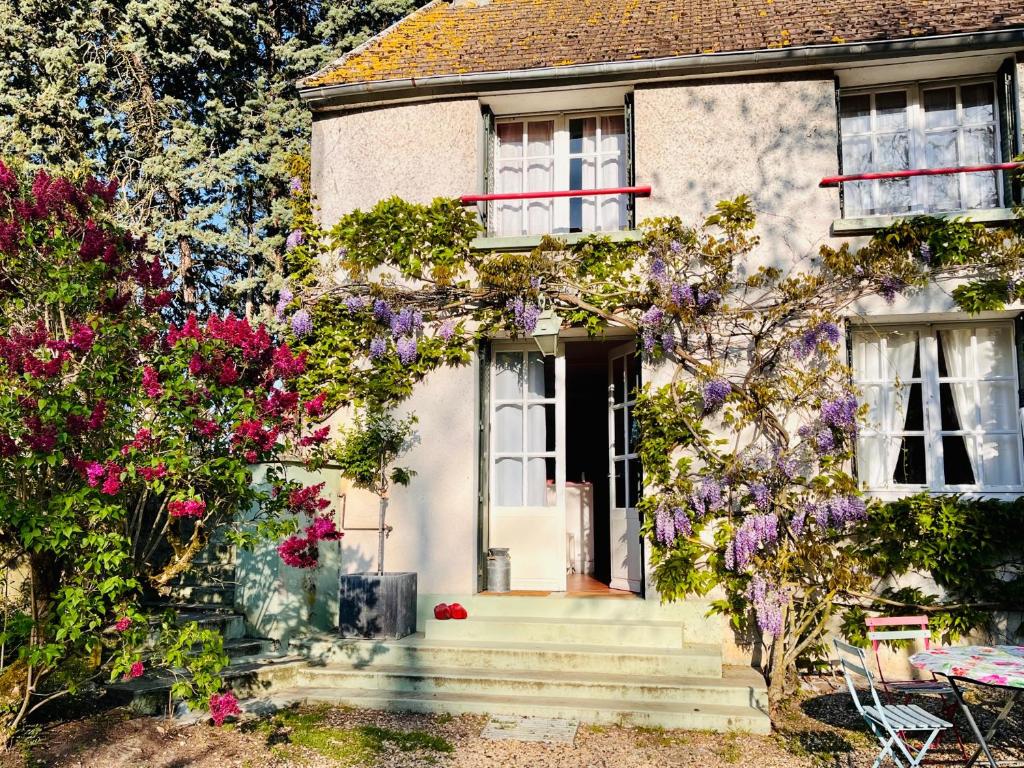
491 110 628 237
853 321 1024 497
840 77 1005 218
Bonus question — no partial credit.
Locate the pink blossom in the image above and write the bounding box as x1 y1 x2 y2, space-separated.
278 534 318 568
85 462 105 487
138 463 167 481
168 499 206 519
70 323 95 351
304 393 327 417
101 463 123 495
306 515 342 542
299 426 330 447
142 366 162 398
209 691 241 726
115 616 132 632
125 661 144 680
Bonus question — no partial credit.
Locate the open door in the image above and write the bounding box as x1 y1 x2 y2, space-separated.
608 342 643 593
488 346 566 591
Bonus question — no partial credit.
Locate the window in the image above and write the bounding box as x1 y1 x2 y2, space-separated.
853 323 1023 493
492 350 557 506
840 80 1005 217
492 112 628 237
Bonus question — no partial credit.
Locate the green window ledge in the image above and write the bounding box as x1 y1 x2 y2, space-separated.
832 207 1018 236
471 229 643 252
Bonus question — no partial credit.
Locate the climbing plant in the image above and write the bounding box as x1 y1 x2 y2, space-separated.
276 163 1024 708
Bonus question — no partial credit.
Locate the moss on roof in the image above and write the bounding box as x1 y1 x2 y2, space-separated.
301 0 1024 89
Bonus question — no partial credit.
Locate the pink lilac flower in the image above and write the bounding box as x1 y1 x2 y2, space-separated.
299 426 330 447
209 691 242 726
139 463 167 481
278 534 318 568
305 515 343 542
142 366 162 397
169 499 207 518
101 464 123 495
70 323 95 351
126 661 144 680
115 616 132 632
304 392 327 417
86 462 105 487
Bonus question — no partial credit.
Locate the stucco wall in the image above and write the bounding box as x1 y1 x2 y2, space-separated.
634 74 841 271
311 98 481 222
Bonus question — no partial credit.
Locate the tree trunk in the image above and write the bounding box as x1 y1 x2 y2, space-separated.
377 496 388 576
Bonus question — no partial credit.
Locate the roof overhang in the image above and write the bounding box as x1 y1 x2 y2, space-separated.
297 28 1024 112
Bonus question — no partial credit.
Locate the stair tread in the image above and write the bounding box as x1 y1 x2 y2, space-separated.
425 615 686 627
302 663 764 690
269 684 770 721
300 633 721 658
107 655 305 693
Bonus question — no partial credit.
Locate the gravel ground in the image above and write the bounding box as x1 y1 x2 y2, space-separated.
2 676 1021 768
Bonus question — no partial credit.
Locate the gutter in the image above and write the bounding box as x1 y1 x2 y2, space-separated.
298 28 1024 111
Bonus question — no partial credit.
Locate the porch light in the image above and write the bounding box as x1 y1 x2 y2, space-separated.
531 308 561 357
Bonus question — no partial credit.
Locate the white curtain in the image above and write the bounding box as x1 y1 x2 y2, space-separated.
940 329 979 481
883 333 920 484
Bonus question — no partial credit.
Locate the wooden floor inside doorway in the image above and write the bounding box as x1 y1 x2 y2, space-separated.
481 574 637 598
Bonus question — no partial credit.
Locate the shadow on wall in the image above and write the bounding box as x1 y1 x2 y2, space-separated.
237 464 374 649
640 74 839 273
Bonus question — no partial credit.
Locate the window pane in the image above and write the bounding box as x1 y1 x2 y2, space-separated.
857 435 886 488
614 407 625 455
962 83 995 124
495 352 523 398
842 134 872 174
963 126 999 209
527 120 554 156
497 122 523 158
893 435 927 484
626 353 640 398
496 405 523 452
628 460 643 508
976 325 1014 377
923 88 958 129
527 404 555 452
840 94 871 135
883 330 919 382
853 333 882 380
940 383 977 431
600 115 626 153
860 384 882 428
568 117 596 155
875 91 908 130
526 352 554 399
982 436 1021 485
875 132 909 171
943 435 977 485
978 382 1016 431
896 382 924 431
526 457 555 506
876 178 912 214
495 458 523 506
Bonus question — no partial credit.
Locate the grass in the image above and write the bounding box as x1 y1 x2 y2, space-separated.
713 730 743 764
255 705 454 766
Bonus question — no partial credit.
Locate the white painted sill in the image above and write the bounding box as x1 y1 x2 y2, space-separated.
832 207 1017 236
471 229 643 252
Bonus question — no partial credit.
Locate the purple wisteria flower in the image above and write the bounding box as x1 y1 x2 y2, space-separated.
642 305 665 328
438 319 456 341
275 287 293 319
649 256 669 285
749 575 786 637
918 242 932 263
285 229 304 250
390 307 423 338
725 513 779 571
821 394 858 431
775 452 799 480
689 477 725 516
791 509 807 537
801 496 867 530
654 504 692 545
669 239 683 254
290 309 313 337
879 275 905 304
344 295 369 312
696 289 720 310
669 282 694 306
507 297 541 333
396 335 418 364
749 482 771 511
793 321 841 358
369 336 388 359
661 332 676 351
289 177 303 195
373 299 392 324
702 379 731 411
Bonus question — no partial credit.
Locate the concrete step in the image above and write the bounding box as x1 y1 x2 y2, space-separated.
291 634 723 678
165 585 237 605
173 609 247 640
424 615 685 649
292 664 766 709
262 684 771 734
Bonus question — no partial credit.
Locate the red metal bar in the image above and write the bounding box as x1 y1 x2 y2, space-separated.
459 185 652 205
819 162 1023 188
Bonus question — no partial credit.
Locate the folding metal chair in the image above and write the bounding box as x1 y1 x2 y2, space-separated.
835 639 953 768
866 616 951 697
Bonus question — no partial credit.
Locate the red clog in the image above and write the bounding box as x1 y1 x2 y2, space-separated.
449 603 468 620
433 603 451 620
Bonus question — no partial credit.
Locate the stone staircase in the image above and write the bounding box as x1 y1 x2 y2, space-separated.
251 594 771 734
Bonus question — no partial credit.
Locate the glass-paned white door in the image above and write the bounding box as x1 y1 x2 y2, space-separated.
489 346 566 591
608 342 643 593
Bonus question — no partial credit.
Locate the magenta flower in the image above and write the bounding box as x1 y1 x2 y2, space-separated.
114 616 132 632
209 691 242 726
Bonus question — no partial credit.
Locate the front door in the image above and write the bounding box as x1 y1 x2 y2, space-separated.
608 342 643 593
488 346 566 591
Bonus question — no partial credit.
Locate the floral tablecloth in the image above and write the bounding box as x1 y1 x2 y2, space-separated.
910 646 1024 689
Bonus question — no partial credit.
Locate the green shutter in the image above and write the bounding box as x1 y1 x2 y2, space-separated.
625 92 636 228
834 77 846 217
480 105 495 234
476 339 491 593
997 58 1021 206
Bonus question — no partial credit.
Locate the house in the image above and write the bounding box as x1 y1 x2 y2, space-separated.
235 0 1024 731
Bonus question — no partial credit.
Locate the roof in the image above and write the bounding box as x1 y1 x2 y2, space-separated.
300 0 1024 90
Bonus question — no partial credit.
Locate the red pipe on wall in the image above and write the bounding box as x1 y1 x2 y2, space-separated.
819 162 1023 188
459 185 652 205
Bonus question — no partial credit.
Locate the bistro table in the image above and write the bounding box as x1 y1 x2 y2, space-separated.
910 645 1024 768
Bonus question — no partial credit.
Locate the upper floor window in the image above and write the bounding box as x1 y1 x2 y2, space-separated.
852 322 1023 494
839 80 1006 218
491 111 629 237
